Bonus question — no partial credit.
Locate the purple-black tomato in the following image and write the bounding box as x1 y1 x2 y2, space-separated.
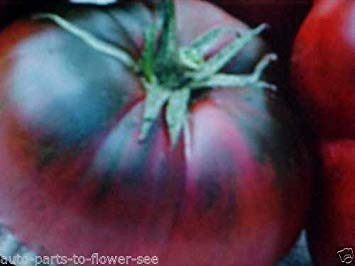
0 1 312 265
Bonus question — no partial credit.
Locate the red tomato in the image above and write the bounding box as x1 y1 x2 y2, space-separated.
0 1 312 265
308 140 355 266
292 0 355 139
292 1 355 264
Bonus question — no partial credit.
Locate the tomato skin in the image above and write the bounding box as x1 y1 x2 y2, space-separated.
0 1 312 265
291 1 355 264
291 0 355 139
308 140 355 266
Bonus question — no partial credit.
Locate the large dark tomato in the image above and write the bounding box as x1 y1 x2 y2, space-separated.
0 1 312 265
209 0 312 60
292 0 355 139
308 140 355 266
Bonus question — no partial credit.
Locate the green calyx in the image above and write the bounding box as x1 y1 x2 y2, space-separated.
34 0 277 148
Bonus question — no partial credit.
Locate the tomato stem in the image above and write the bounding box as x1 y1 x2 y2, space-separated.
155 0 178 77
34 0 276 148
190 54 277 91
33 13 137 70
191 24 267 82
140 22 158 83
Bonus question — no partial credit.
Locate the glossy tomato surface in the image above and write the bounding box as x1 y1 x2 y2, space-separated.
292 0 355 139
308 140 355 266
0 1 312 265
291 2 355 264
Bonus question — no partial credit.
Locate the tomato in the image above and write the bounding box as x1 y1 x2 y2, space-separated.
292 0 355 139
0 1 312 265
291 1 355 264
307 140 355 266
209 0 312 59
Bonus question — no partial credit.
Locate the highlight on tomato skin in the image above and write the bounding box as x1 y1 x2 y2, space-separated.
0 0 314 265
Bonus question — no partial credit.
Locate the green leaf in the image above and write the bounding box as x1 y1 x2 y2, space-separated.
179 27 239 70
189 27 236 56
139 80 170 141
33 13 136 70
166 88 190 148
192 24 267 82
191 74 276 90
190 53 277 90
192 73 256 88
252 53 277 80
179 48 204 70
